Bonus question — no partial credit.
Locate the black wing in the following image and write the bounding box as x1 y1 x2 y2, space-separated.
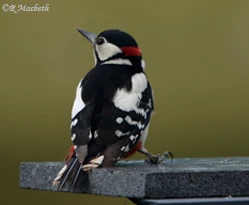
54 70 154 188
94 82 154 166
71 64 154 164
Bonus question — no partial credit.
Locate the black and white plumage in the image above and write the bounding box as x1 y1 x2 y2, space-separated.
53 29 172 189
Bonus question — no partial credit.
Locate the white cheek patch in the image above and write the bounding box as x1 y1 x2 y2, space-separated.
95 42 122 61
71 80 85 119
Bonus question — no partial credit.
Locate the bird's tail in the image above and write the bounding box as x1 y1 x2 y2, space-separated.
52 146 87 189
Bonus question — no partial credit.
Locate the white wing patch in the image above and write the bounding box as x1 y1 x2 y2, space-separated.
121 145 130 152
88 131 92 139
71 80 85 119
115 130 131 137
94 131 98 138
71 133 76 141
125 115 145 129
70 118 78 128
130 134 139 142
131 73 148 93
116 117 123 124
113 73 148 118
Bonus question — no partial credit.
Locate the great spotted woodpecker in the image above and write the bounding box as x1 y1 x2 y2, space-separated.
53 29 172 189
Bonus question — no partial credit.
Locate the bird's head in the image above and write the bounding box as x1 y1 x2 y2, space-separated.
77 29 145 69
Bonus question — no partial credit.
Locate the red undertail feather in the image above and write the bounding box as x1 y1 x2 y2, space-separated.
123 141 142 159
65 145 75 163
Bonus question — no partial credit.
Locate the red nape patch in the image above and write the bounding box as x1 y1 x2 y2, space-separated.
123 141 142 159
121 46 141 57
65 145 75 162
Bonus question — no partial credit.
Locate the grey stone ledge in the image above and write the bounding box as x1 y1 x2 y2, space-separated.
20 157 249 199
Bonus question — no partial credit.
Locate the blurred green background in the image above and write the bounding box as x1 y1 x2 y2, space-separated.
1 0 249 204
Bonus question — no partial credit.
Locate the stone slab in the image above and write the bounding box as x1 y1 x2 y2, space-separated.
20 157 249 199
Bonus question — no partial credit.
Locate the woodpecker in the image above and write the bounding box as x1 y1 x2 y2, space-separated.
53 29 172 189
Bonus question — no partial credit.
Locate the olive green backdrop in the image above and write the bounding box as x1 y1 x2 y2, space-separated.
1 0 249 204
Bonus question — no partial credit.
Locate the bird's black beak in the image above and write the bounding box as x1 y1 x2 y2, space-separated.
77 29 97 45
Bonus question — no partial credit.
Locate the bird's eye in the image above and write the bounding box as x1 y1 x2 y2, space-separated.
96 37 105 45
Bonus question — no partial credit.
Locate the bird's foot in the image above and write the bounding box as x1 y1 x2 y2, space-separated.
82 155 104 171
145 151 173 165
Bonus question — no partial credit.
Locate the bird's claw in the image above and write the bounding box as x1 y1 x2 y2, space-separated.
145 154 162 164
163 151 173 161
145 151 173 165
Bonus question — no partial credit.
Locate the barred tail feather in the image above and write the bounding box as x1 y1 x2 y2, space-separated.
52 163 68 186
53 157 82 189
